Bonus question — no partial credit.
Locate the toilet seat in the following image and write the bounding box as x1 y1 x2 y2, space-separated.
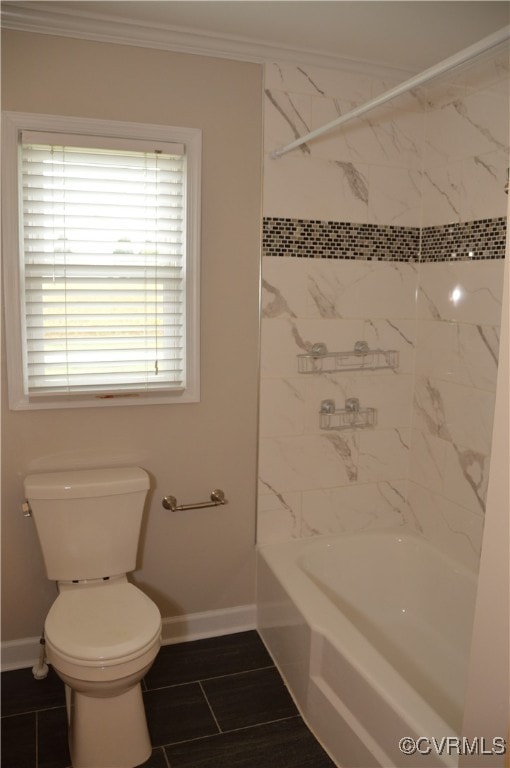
45 582 161 667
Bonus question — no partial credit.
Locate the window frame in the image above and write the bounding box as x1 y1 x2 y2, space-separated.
2 111 202 409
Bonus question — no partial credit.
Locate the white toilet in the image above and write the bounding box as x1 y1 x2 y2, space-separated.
24 466 162 768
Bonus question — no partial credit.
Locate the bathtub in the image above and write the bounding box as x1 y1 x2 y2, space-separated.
256 531 477 768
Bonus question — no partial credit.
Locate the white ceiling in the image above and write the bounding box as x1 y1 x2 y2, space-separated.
3 1 510 71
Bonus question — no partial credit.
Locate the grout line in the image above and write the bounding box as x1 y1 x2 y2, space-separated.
35 710 39 768
1 704 66 719
198 680 222 733
160 714 303 748
160 746 172 768
144 663 275 693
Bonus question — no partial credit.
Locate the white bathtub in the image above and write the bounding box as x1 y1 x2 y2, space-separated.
257 531 477 768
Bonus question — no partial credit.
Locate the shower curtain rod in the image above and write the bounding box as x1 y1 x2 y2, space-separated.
270 25 510 159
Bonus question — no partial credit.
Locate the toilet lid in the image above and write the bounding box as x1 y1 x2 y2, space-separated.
45 583 161 663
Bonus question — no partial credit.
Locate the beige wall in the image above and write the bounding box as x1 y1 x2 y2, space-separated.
1 31 263 641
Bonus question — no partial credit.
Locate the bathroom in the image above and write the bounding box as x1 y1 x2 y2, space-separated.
1 2 509 767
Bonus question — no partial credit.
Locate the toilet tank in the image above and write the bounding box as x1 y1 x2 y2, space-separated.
24 467 150 582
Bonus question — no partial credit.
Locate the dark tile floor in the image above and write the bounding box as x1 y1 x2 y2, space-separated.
1 630 336 768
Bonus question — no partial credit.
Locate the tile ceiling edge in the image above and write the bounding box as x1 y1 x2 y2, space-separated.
1 1 414 78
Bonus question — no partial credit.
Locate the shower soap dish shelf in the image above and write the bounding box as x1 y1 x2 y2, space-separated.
298 341 399 374
320 398 377 431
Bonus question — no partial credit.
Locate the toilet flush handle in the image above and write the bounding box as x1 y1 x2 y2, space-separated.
162 489 226 512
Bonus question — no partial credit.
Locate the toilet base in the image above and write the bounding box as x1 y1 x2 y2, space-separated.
67 681 152 768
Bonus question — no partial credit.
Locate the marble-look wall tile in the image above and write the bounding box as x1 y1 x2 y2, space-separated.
423 88 509 169
263 153 369 222
416 261 504 325
362 318 416 374
264 61 374 102
357 426 411 482
421 162 463 225
300 480 413 538
262 257 419 321
421 68 509 227
409 429 449 494
264 88 313 155
407 481 485 570
259 433 359 493
259 55 506 562
414 375 496 456
309 93 423 170
415 319 500 392
257 488 302 545
442 440 490 517
461 149 510 222
258 253 418 546
260 317 365 378
419 50 509 109
368 165 423 226
421 151 509 227
259 377 307 438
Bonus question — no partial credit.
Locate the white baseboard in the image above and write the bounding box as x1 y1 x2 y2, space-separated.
1 636 43 672
2 604 257 671
161 604 257 645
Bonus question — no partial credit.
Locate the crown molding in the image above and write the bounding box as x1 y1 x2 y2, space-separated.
1 1 413 79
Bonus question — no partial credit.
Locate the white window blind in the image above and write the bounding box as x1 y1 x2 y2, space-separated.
20 131 188 397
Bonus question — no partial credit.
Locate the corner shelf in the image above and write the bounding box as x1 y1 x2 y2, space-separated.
298 341 399 374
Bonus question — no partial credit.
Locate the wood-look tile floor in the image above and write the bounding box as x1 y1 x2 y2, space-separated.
1 630 336 767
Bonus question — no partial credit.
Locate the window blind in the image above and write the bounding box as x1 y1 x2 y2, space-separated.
20 132 187 397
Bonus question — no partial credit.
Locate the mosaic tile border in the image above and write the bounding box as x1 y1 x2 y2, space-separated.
421 218 507 262
262 217 507 262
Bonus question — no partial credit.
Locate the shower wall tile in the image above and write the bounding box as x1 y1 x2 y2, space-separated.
259 55 507 564
259 378 307 438
262 257 419 320
264 88 312 153
307 373 415 431
360 318 417 375
442 440 490 517
264 62 425 228
258 255 417 546
300 480 413 537
309 93 424 170
259 374 415 440
461 150 510 222
263 154 369 222
259 318 365 379
423 88 510 168
416 260 504 325
418 50 509 108
410 424 491 520
258 433 359 493
409 429 449 494
421 66 509 226
413 375 496 456
415 320 500 392
257 489 302 544
367 165 423 226
422 154 509 226
357 427 411 483
422 163 463 224
407 482 485 570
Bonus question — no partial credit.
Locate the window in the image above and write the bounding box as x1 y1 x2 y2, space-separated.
2 113 201 409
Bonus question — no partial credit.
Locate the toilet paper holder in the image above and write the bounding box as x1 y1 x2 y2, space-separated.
162 489 226 512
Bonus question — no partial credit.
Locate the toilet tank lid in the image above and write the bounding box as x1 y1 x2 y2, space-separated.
24 467 149 500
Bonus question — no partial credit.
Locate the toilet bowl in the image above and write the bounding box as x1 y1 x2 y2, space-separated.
45 578 162 768
24 467 162 768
